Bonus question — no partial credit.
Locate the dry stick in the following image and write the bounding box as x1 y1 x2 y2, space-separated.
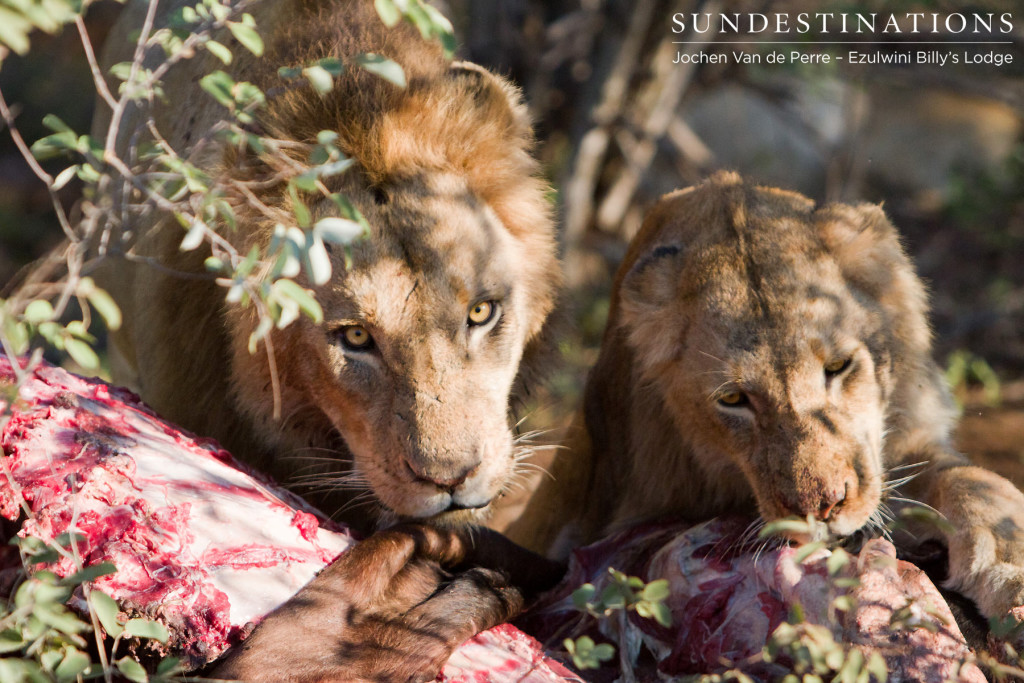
257 297 283 420
0 82 86 318
75 15 118 112
594 0 720 233
666 115 714 167
103 0 161 157
0 88 77 242
560 0 660 268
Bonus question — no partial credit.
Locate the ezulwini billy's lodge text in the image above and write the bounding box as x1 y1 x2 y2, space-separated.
673 50 1014 67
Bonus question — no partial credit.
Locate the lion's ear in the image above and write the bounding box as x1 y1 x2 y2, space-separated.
617 244 688 370
449 61 531 139
621 244 685 310
816 203 932 352
815 203 910 298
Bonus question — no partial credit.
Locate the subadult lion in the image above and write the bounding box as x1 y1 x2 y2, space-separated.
516 171 1024 622
88 0 562 679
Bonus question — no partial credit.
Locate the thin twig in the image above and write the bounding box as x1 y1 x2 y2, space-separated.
0 87 76 241
75 15 118 111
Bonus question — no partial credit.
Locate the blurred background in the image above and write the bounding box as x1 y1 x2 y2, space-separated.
1 0 1023 483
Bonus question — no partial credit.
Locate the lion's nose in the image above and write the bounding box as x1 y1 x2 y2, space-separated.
779 481 849 520
818 482 849 520
406 460 481 493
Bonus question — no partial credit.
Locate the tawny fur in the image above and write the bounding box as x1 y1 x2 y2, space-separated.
512 171 1024 620
91 0 560 533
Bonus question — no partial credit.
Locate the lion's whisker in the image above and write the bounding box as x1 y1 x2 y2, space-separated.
887 495 944 518
885 461 929 474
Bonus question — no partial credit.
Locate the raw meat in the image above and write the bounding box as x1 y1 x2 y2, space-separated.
521 518 986 682
0 357 578 682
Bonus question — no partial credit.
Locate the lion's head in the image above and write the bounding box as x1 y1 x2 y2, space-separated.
217 11 559 527
602 171 940 541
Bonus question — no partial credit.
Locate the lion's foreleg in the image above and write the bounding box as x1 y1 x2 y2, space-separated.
909 459 1024 619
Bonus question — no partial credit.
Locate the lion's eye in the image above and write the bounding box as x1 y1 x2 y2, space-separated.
718 391 749 407
468 300 497 326
824 358 852 377
340 325 374 351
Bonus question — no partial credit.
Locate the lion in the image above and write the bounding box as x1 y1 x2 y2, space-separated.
90 0 560 533
84 0 563 678
513 171 1024 622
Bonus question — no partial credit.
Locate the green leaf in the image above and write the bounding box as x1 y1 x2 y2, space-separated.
354 53 406 87
793 541 826 563
865 652 888 682
209 1 229 23
278 66 302 79
30 131 77 160
419 2 456 56
89 590 124 638
760 517 814 539
599 583 625 610
320 157 354 178
200 70 236 108
288 184 312 228
40 649 63 673
117 656 148 683
290 171 318 192
42 114 74 134
23 299 54 324
2 316 29 354
374 0 401 27
60 561 116 586
54 647 91 680
109 61 133 81
273 279 324 323
827 548 851 576
34 603 88 635
304 235 332 287
64 338 99 370
17 536 60 565
32 577 72 605
651 601 672 627
64 320 94 341
247 315 273 354
317 130 339 146
180 220 207 251
0 9 32 55
302 65 334 94
52 165 78 190
640 579 670 603
228 17 264 56
0 628 25 654
317 57 344 76
156 656 182 676
125 618 170 644
563 635 615 671
832 595 855 613
571 583 596 611
205 39 232 64
77 163 100 183
314 217 363 245
85 286 123 331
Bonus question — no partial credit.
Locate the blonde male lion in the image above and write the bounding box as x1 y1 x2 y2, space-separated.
95 0 559 532
516 171 1024 623
87 0 562 679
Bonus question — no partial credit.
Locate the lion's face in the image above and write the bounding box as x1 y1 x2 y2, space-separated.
215 57 558 527
232 170 555 526
619 178 908 541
